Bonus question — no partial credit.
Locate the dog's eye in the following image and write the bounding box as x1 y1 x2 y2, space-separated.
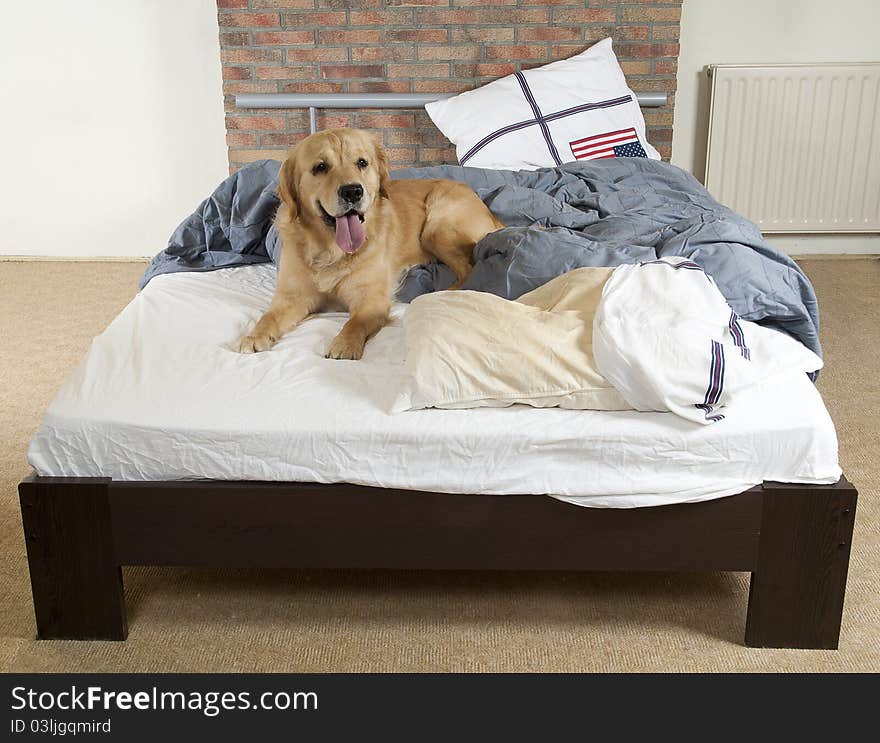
356 158 368 169
311 162 327 175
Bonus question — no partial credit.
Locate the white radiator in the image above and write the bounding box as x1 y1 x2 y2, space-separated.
704 63 880 233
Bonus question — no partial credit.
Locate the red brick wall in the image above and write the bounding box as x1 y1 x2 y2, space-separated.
218 0 681 170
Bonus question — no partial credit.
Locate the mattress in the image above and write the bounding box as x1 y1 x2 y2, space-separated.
28 264 842 508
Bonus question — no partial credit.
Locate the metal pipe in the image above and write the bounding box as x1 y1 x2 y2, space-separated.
235 91 668 109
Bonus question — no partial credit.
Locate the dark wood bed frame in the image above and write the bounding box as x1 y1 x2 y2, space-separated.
18 474 857 649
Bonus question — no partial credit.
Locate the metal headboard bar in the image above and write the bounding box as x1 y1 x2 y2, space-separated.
235 92 668 134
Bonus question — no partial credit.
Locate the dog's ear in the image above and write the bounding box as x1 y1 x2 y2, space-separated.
374 139 391 199
276 152 299 219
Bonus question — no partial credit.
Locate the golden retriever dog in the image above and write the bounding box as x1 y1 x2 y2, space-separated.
236 128 503 359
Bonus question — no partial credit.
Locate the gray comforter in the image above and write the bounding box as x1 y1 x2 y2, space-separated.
141 158 821 357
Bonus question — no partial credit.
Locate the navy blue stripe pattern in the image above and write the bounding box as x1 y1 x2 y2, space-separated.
639 258 714 286
513 72 562 166
728 310 751 360
543 95 633 124
458 92 633 165
459 117 538 165
639 258 704 272
695 340 726 422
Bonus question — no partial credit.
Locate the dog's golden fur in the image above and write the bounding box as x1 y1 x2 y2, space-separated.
236 128 503 359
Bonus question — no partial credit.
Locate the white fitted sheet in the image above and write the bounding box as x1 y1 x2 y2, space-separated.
28 264 842 508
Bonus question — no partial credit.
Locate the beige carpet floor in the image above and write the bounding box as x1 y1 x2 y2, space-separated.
1 258 878 672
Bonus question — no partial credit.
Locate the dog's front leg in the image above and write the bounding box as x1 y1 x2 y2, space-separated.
236 292 317 354
326 299 390 360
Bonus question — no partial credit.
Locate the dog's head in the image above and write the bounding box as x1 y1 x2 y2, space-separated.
277 128 390 254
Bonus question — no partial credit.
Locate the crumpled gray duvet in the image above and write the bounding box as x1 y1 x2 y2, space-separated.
141 157 821 357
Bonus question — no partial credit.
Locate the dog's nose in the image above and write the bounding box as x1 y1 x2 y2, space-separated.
338 183 364 204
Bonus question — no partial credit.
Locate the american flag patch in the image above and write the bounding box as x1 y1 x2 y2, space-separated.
569 127 648 161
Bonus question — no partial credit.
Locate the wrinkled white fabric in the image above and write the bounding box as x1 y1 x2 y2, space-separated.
593 257 824 424
28 264 841 508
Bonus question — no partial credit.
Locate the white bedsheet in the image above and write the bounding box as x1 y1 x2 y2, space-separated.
28 264 842 508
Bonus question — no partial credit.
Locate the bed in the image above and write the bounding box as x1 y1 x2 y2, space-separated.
19 259 856 648
18 99 857 648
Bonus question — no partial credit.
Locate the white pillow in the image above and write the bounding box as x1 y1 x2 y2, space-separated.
592 258 824 425
424 38 659 171
391 268 630 413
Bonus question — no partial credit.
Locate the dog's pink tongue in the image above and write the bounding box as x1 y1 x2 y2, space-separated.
335 214 365 254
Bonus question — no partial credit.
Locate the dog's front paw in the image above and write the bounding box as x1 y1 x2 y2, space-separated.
235 333 275 354
326 333 365 360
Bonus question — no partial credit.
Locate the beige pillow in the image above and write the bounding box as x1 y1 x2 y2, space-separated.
391 267 631 413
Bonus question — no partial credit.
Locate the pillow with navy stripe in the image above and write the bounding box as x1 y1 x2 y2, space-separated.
425 38 660 171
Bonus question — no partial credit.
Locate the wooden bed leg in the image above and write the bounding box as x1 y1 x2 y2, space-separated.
18 477 127 640
745 479 857 649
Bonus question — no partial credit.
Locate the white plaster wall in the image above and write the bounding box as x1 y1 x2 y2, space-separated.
0 1 228 257
673 0 880 253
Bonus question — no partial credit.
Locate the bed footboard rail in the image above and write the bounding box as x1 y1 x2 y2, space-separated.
17 474 857 647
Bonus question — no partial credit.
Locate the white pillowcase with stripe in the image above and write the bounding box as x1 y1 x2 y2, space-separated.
592 258 824 425
424 37 660 171
392 258 822 425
